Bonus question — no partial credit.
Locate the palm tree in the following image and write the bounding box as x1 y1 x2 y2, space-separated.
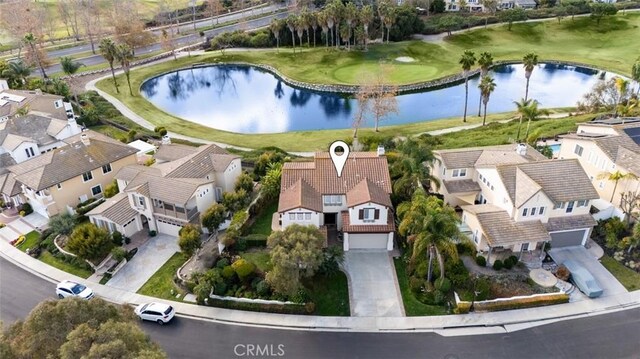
632 57 640 95
514 98 550 141
331 0 344 48
523 52 538 101
115 44 134 96
23 33 47 79
478 75 497 126
598 171 639 203
99 39 120 94
390 137 439 201
397 189 461 282
318 11 330 49
60 56 85 115
300 8 311 47
1 60 32 87
286 15 297 53
309 11 318 47
614 77 629 116
325 7 335 49
360 5 374 51
477 52 494 116
295 17 305 50
344 2 357 50
514 98 532 141
269 19 283 52
459 50 476 123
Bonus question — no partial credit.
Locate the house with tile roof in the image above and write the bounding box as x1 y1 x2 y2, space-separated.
431 144 599 263
87 143 241 237
276 151 395 251
558 118 640 217
4 131 138 218
0 89 74 122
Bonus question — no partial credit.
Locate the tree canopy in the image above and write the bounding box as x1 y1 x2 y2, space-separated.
66 223 113 262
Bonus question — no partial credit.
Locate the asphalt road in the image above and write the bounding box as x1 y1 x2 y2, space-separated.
2 257 640 359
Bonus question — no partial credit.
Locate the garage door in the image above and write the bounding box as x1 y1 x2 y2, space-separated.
550 230 587 248
155 220 182 237
347 233 389 250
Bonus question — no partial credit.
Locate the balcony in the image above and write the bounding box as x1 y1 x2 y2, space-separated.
153 205 199 221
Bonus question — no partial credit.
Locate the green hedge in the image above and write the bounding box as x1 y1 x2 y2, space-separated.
240 234 268 248
457 293 569 313
206 297 310 315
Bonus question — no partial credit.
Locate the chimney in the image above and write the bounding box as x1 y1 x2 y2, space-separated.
516 143 527 156
68 115 80 135
80 133 90 146
377 145 385 156
161 135 171 145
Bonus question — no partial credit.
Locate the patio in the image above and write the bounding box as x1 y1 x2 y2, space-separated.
477 247 546 269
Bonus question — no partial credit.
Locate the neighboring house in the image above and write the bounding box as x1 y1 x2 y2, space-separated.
0 89 74 122
88 143 241 237
514 0 536 9
558 117 640 217
431 144 599 261
5 131 138 218
276 150 395 251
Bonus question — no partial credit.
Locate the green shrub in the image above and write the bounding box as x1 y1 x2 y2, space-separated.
472 293 570 312
241 234 268 248
503 255 518 269
148 230 157 237
213 281 227 296
446 259 470 286
222 265 235 279
475 255 487 267
415 261 428 278
216 258 230 269
508 255 518 264
112 231 123 246
434 277 452 293
434 290 447 305
205 297 307 315
290 289 310 304
231 259 256 281
234 237 247 251
256 280 271 297
19 203 33 215
110 247 127 262
493 260 503 270
409 276 425 293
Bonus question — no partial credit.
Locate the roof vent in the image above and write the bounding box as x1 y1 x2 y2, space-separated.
377 145 385 156
80 133 90 146
516 143 527 156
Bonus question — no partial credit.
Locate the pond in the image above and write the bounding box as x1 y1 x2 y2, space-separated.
140 63 615 134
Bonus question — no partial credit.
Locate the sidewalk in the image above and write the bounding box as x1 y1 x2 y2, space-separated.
2 236 639 334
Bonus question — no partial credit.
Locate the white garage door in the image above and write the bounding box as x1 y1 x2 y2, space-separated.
348 233 389 250
156 220 182 237
550 229 588 248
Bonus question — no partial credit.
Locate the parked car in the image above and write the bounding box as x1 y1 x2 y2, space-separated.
134 302 175 325
56 280 94 300
562 260 603 298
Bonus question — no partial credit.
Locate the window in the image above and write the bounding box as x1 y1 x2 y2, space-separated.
102 164 112 174
490 185 494 191
522 243 530 251
566 201 574 213
577 200 588 207
553 201 565 209
25 148 32 158
539 207 545 215
137 196 145 208
304 213 311 220
531 207 537 216
460 168 467 177
91 185 102 196
363 208 375 221
479 174 483 181
82 171 93 182
574 144 584 156
323 195 342 206
289 213 295 220
442 167 446 176
30 147 34 156
473 230 479 244
452 169 466 177
297 213 303 220
522 208 528 217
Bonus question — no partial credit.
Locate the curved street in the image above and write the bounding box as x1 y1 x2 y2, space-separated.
2 257 639 359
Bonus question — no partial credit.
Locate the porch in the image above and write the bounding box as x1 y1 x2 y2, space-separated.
477 244 547 269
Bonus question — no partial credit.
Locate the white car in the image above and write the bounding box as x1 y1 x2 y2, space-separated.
56 280 94 300
134 302 175 325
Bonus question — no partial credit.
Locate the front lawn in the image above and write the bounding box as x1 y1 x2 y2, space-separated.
240 249 272 272
39 251 93 279
17 231 40 252
305 271 351 316
601 255 640 291
137 252 188 301
247 201 278 236
393 258 447 316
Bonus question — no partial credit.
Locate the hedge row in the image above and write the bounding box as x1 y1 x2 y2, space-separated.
205 297 310 315
456 293 569 313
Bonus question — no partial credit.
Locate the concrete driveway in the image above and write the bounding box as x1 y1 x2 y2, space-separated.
549 246 627 297
342 251 404 317
106 234 179 292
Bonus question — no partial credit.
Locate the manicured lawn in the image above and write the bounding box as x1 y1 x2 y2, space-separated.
393 258 448 316
241 249 272 272
600 255 640 291
247 201 278 236
305 271 351 316
17 231 40 252
39 251 93 279
137 252 188 301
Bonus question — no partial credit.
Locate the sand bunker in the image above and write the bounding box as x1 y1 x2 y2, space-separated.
395 56 416 63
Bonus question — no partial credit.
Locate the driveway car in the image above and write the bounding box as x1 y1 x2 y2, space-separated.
134 302 175 325
56 280 94 300
563 260 604 298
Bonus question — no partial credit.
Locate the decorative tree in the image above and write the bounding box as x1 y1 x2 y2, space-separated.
459 50 476 123
477 52 494 116
478 75 497 126
99 38 120 94
179 223 203 257
201 203 227 233
66 223 113 263
523 52 538 101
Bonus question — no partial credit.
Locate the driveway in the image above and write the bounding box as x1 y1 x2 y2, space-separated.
549 246 627 297
106 234 179 292
342 251 404 317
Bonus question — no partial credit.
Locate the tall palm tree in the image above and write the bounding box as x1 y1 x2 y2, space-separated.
514 98 532 141
99 39 120 94
309 11 318 47
459 50 476 123
325 6 335 49
514 98 550 141
331 0 344 48
300 8 311 47
286 15 297 54
614 77 629 116
269 19 283 52
344 2 357 50
115 44 134 96
523 52 538 101
397 189 461 282
60 56 85 115
632 57 640 95
1 60 32 87
478 75 497 126
477 52 494 116
23 33 47 79
360 5 374 51
390 137 439 201
295 17 305 50
597 171 639 203
317 11 330 49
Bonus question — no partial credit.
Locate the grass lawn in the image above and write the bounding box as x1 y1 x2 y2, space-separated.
241 249 272 272
393 258 448 316
600 255 640 291
247 201 278 236
305 271 351 316
39 251 93 279
17 231 40 252
138 252 189 301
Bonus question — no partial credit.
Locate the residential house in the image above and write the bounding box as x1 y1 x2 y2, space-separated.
445 0 484 11
0 89 74 122
5 131 138 218
432 144 599 262
88 143 241 237
558 117 640 217
276 150 395 251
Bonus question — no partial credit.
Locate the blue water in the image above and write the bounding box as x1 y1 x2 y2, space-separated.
549 144 561 153
140 63 615 134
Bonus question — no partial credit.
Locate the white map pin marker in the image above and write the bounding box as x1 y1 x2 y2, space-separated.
329 140 350 178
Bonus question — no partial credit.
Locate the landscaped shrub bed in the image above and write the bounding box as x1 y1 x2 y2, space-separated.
592 218 640 273
205 297 309 315
470 293 569 312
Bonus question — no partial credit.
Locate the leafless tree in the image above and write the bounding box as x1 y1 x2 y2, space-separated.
354 65 399 133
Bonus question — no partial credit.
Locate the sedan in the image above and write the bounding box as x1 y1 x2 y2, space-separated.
134 302 175 325
56 280 94 300
562 260 604 298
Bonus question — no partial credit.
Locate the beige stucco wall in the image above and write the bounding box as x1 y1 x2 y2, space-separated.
348 202 388 226
281 207 321 228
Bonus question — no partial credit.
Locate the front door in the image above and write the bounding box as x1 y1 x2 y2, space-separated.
324 213 337 227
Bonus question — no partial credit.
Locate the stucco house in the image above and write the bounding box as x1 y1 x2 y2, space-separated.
558 117 640 218
87 143 241 237
431 144 599 262
275 150 395 251
0 89 75 122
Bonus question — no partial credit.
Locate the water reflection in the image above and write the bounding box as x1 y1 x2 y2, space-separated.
140 64 615 134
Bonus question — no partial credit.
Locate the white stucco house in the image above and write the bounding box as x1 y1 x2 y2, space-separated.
275 150 395 251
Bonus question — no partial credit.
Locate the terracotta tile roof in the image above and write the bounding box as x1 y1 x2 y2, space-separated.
87 192 138 225
346 179 392 207
442 179 481 194
154 143 198 162
462 204 550 246
545 214 596 232
341 211 395 233
435 144 545 169
278 178 323 212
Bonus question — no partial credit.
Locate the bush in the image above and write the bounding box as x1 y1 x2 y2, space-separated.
434 277 452 293
213 281 227 296
112 231 123 246
222 265 235 279
19 203 33 215
471 293 570 312
256 280 271 296
19 211 26 217
290 289 310 304
241 234 268 248
433 290 447 305
492 260 503 270
503 255 518 269
415 261 429 278
556 265 571 281
234 237 247 252
205 297 307 315
475 255 487 267
148 230 157 237
110 247 127 262
216 258 230 269
409 276 425 293
231 258 256 281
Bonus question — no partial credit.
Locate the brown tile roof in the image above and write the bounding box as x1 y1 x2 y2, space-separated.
435 144 545 169
124 171 211 205
8 131 137 191
154 143 198 162
0 90 67 120
346 179 392 207
462 204 550 246
87 192 138 225
545 214 597 232
158 144 239 178
115 165 162 182
278 178 323 212
1 173 21 196
442 179 481 194
0 114 68 149
341 211 395 233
